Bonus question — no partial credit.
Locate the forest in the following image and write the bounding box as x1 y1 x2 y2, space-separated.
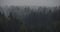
0 6 60 32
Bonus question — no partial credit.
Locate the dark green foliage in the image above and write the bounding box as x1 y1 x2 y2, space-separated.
0 6 29 32
24 6 60 32
0 6 60 32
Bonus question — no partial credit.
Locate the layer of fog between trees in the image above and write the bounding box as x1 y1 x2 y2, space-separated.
0 6 60 32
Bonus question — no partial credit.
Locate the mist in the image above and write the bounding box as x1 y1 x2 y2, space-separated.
0 0 60 7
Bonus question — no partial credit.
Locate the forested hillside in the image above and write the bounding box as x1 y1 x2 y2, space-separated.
0 6 60 32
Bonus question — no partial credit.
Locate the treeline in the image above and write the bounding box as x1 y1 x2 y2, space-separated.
23 7 60 32
0 6 60 18
0 6 60 32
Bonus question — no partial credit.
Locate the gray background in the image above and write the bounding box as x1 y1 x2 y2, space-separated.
0 0 60 7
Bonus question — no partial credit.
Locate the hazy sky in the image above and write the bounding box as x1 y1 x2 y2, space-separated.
0 0 60 7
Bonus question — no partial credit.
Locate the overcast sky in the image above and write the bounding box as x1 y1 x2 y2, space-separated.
0 0 60 7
